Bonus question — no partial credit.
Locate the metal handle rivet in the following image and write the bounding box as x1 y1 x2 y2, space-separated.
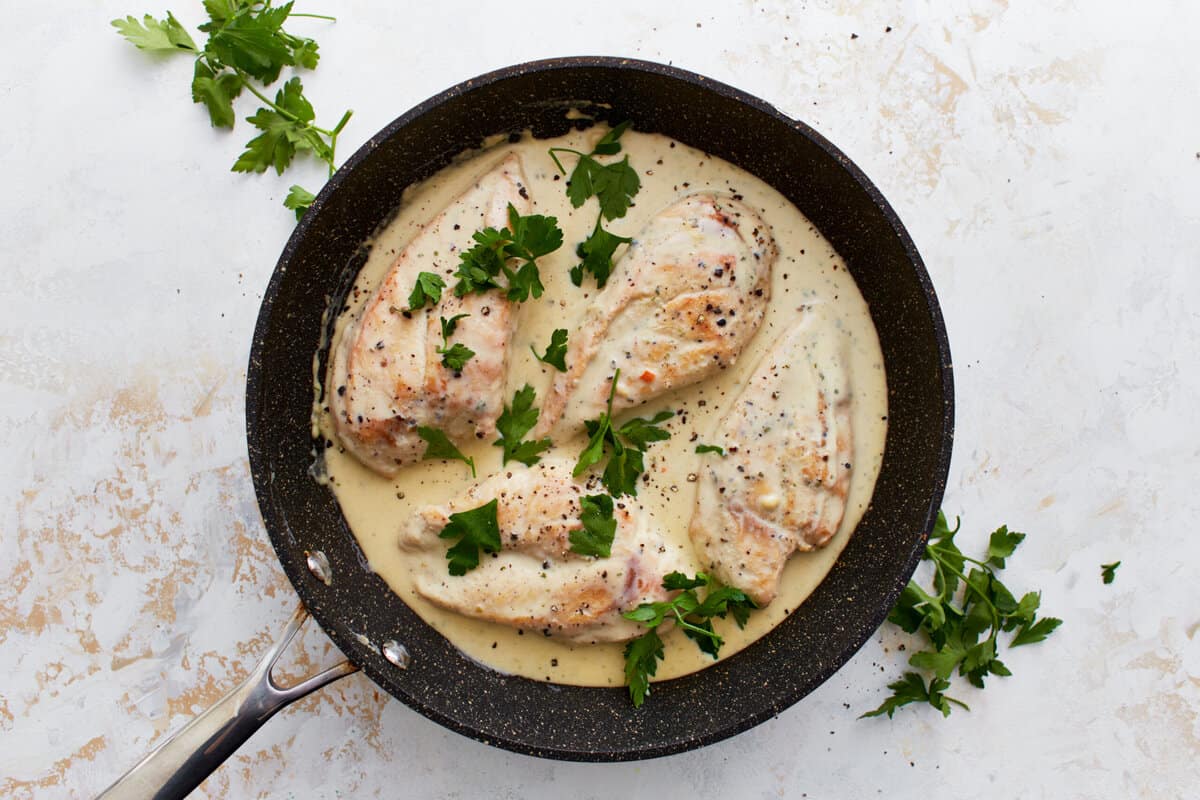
305 550 332 585
382 640 411 669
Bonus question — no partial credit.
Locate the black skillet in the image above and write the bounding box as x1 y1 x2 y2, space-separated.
99 57 953 798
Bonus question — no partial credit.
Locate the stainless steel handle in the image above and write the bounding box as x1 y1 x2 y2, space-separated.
97 605 358 800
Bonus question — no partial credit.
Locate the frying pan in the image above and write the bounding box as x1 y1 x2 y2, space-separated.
99 56 953 798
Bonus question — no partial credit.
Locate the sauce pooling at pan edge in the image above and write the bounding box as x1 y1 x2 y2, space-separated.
315 124 888 688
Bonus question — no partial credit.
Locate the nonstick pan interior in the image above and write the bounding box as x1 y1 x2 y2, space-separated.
245 56 953 761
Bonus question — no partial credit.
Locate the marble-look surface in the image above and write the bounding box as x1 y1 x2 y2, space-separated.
3 1 1198 797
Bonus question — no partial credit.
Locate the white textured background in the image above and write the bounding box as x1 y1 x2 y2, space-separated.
3 1 1198 797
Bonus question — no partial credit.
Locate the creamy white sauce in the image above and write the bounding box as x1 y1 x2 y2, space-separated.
314 124 888 687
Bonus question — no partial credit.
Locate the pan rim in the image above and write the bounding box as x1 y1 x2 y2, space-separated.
246 55 953 761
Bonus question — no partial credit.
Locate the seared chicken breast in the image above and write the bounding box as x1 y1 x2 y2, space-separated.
689 313 852 606
329 154 530 475
537 193 776 436
399 458 689 642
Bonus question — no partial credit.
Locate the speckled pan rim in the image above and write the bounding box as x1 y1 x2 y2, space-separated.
246 56 954 761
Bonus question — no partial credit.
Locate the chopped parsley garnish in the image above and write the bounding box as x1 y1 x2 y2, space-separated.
113 3 352 218
549 122 639 288
863 511 1062 719
623 628 663 709
453 204 563 302
570 221 632 288
694 444 726 456
621 571 756 706
494 385 552 467
532 328 569 372
437 499 500 576
435 314 475 371
572 370 673 497
416 425 475 477
1101 561 1121 584
550 122 641 221
283 184 316 221
408 271 446 310
862 673 969 720
569 494 617 558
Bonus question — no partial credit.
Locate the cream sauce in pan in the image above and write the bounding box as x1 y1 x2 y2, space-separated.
313 125 888 686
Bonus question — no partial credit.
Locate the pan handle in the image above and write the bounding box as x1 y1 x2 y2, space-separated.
97 604 359 800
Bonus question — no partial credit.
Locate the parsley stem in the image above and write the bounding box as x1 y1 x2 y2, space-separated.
933 559 1002 624
671 607 719 641
928 543 990 571
331 108 354 136
326 110 353 176
547 147 586 175
230 65 337 137
289 12 337 20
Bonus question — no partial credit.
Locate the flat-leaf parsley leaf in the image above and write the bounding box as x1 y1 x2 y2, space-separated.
549 123 639 287
621 572 756 705
569 494 617 558
532 328 569 372
283 184 315 220
416 425 475 477
623 628 663 708
452 204 563 302
407 271 446 310
494 385 552 466
436 314 475 372
437 499 500 576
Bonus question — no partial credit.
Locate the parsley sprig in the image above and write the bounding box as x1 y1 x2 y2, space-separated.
436 314 475 372
416 425 475 477
113 2 353 219
863 512 1063 719
621 572 756 707
453 204 563 302
549 123 639 287
573 370 673 497
531 328 569 372
1101 561 1121 584
493 385 552 467
438 499 500 576
569 494 617 558
408 271 446 311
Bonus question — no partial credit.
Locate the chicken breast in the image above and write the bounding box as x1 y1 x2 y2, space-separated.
688 312 852 606
329 154 530 475
536 193 776 436
399 458 689 642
